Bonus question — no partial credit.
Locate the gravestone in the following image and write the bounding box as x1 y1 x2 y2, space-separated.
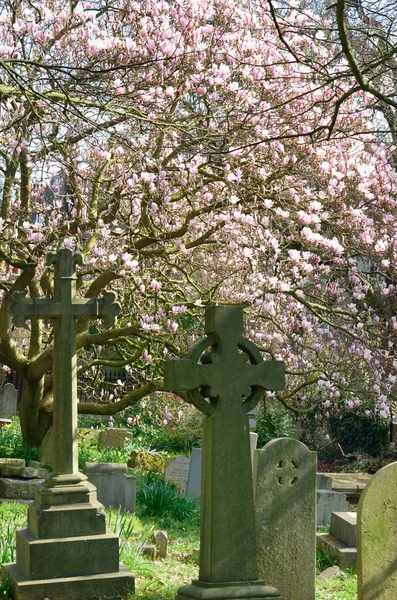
84 462 136 512
165 305 285 600
254 438 317 600
316 473 348 529
98 427 133 449
186 448 202 500
0 383 17 416
165 455 191 493
357 461 397 600
2 248 134 600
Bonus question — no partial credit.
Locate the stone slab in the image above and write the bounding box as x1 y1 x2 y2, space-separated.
357 461 397 599
316 490 349 529
0 458 25 468
16 529 119 579
0 478 44 500
84 462 136 512
330 512 356 548
254 438 316 600
1 466 48 479
316 533 357 570
98 428 133 448
2 562 134 600
175 580 281 600
317 473 333 490
27 500 106 539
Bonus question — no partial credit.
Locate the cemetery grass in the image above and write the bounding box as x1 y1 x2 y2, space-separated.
0 503 357 600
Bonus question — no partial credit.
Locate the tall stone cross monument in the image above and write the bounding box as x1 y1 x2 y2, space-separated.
3 248 135 600
165 305 285 600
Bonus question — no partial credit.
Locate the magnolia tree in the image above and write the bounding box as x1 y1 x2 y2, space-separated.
0 0 396 446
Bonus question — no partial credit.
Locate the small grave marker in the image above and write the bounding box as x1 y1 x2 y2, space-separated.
165 305 285 600
165 455 191 493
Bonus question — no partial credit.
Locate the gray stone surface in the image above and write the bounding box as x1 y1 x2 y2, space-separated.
165 455 191 494
84 462 136 512
317 490 349 528
0 477 45 500
186 432 258 501
98 427 133 449
317 473 333 490
254 438 317 600
330 512 356 548
164 305 285 600
357 461 397 600
0 383 17 416
316 511 357 570
316 533 357 570
317 565 341 581
187 448 202 500
39 426 53 468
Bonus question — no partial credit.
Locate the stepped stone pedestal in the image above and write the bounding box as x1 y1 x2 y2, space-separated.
3 474 134 600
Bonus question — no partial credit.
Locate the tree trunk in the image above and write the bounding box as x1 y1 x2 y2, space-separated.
18 376 52 447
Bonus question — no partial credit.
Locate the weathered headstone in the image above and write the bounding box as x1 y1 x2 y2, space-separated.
98 427 133 448
254 438 317 600
165 305 285 600
186 448 202 500
84 462 137 512
357 461 397 600
2 248 134 600
0 383 17 416
165 455 191 493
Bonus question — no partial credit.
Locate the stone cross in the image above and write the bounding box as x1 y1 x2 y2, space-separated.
165 305 285 589
11 248 120 482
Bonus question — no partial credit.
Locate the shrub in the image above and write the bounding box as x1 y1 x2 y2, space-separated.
137 480 199 523
327 410 387 456
113 392 203 453
0 418 39 462
254 402 297 447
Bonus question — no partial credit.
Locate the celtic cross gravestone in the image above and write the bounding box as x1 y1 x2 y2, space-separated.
3 248 134 599
165 305 285 600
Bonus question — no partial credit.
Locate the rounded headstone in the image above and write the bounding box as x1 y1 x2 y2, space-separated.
357 461 397 600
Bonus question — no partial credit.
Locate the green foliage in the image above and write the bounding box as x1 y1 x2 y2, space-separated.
316 549 336 574
77 435 131 470
0 418 39 462
0 574 13 599
113 393 203 453
137 481 199 524
0 503 26 567
254 402 297 447
327 410 387 456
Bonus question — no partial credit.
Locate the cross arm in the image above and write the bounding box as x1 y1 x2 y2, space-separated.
164 358 214 392
72 291 120 327
10 291 61 326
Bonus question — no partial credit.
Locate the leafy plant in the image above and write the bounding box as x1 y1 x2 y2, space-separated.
137 481 199 523
0 418 39 462
254 402 297 447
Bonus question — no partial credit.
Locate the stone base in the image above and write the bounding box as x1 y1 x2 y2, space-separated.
316 533 357 570
2 562 134 600
176 580 281 600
